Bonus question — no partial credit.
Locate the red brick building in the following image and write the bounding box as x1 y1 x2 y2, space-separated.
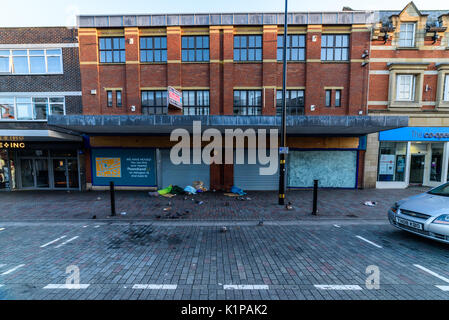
365 2 449 189
50 11 406 191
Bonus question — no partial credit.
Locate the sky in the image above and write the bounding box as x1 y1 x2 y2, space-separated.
0 0 448 27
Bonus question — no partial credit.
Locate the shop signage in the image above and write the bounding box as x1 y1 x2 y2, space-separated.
91 148 156 187
0 141 25 149
0 136 24 141
380 127 449 142
168 86 182 109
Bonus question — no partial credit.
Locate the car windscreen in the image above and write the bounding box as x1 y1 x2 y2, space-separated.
428 183 449 197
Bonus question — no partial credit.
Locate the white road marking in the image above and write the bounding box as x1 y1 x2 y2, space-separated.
333 224 341 228
43 284 90 289
82 225 88 228
40 235 67 248
0 284 3 287
414 264 449 284
0 228 5 231
223 285 269 290
436 285 449 291
1 264 25 275
315 285 363 290
132 284 177 290
0 264 5 268
55 236 79 248
94 225 100 228
355 235 383 248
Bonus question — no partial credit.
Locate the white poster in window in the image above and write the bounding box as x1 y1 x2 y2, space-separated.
379 155 395 175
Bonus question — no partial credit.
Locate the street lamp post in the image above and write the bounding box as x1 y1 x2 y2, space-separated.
278 0 288 205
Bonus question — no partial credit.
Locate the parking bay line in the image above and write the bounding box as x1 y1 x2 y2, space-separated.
355 235 383 248
414 264 449 291
0 228 4 231
314 285 363 291
40 235 67 248
1 264 25 275
223 285 269 290
132 284 177 290
55 236 79 248
43 284 90 289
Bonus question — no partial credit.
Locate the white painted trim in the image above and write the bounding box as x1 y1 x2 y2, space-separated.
369 70 389 75
0 91 82 97
368 101 388 105
370 58 449 63
314 285 362 290
376 181 408 189
0 43 78 49
371 46 448 51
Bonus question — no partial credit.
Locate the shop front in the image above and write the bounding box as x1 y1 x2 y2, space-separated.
0 131 83 191
377 127 449 188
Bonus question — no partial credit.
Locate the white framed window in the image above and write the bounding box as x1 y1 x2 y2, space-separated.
0 49 63 74
0 96 65 121
399 23 416 47
444 74 449 101
396 74 415 101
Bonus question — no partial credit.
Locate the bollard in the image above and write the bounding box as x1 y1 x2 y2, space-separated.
110 181 116 216
312 179 318 215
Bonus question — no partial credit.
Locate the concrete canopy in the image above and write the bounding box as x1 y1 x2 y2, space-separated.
48 115 408 136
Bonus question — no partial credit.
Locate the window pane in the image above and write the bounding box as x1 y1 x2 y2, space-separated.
29 50 44 56
444 75 449 101
106 51 112 62
34 102 48 120
188 50 194 61
13 56 28 73
203 36 209 48
182 37 187 48
334 49 341 61
0 57 9 72
234 49 240 61
50 97 64 103
256 36 261 47
203 50 209 61
240 36 246 47
120 51 125 62
153 37 160 49
299 35 305 47
322 36 327 47
241 49 247 61
292 35 299 47
249 36 255 47
47 56 61 73
182 50 187 61
188 37 194 48
255 49 262 60
100 51 106 63
196 49 202 61
277 36 283 47
99 38 106 49
105 38 112 49
248 49 255 61
298 49 305 60
326 48 333 60
16 103 33 120
50 104 64 115
161 37 167 48
234 36 240 48
113 51 120 62
154 50 160 61
196 36 203 49
12 50 27 55
119 38 125 49
277 48 283 61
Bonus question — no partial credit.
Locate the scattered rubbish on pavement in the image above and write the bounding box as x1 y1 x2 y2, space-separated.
231 186 246 196
184 185 197 194
92 215 97 219
96 197 101 201
157 185 172 195
148 191 159 197
163 207 171 211
258 220 264 226
196 200 204 205
237 196 251 201
224 193 240 197
193 181 207 192
364 201 378 207
220 226 228 233
286 202 293 210
120 212 127 215
161 193 175 198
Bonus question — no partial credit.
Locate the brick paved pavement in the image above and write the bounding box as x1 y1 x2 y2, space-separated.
0 220 448 300
0 187 429 221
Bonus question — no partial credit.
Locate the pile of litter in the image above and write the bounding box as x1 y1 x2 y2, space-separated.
148 180 208 198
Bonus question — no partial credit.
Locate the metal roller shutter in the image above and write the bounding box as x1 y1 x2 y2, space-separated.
160 149 210 189
233 152 279 191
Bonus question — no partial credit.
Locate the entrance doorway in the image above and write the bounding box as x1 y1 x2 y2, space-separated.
410 154 425 184
20 158 50 188
52 158 79 189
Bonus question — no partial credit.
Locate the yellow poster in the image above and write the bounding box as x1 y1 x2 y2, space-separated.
96 157 121 178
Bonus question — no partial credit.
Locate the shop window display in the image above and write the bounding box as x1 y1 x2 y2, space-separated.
378 142 407 182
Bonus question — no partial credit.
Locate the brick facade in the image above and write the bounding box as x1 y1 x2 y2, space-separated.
78 25 371 116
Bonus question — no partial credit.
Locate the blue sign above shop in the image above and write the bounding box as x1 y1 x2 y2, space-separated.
380 127 449 142
91 148 156 187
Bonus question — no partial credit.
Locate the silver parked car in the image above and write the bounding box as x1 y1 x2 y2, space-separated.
388 182 449 244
